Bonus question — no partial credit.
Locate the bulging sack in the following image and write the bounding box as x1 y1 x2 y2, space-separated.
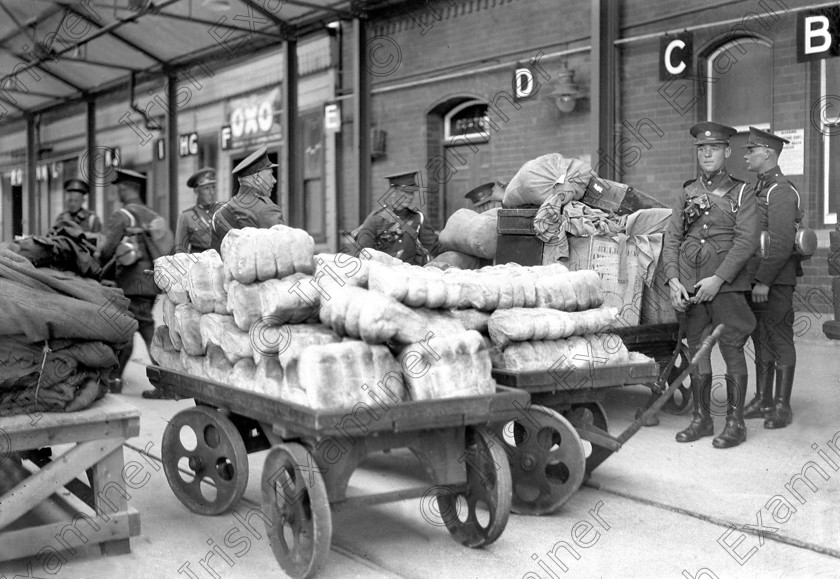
438 208 499 260
503 153 592 208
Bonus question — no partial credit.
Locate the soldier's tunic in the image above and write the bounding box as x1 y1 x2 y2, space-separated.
747 165 801 367
662 169 760 374
52 208 102 234
210 186 285 252
352 205 441 265
175 203 219 254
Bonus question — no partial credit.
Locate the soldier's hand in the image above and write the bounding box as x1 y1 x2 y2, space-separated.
694 275 724 303
751 282 770 303
669 279 690 311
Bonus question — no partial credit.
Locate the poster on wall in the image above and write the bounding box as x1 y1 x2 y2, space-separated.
225 87 282 149
775 128 805 176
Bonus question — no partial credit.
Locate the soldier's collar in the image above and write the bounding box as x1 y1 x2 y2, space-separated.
700 168 726 182
757 165 782 181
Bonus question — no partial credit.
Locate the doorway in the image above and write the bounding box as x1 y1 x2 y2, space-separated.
441 99 492 222
444 145 492 218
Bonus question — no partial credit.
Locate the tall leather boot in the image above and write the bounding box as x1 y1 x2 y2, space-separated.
764 365 795 429
675 374 714 443
713 374 747 449
744 361 774 419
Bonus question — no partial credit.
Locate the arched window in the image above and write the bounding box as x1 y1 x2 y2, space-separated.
443 100 490 145
706 38 773 181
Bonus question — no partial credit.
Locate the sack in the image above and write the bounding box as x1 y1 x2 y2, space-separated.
502 153 592 208
116 206 174 266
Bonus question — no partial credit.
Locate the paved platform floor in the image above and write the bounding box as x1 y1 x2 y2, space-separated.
2 313 839 579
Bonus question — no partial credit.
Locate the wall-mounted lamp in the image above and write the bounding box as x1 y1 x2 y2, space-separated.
550 68 582 114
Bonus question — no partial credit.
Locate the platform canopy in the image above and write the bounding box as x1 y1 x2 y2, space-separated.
0 0 402 119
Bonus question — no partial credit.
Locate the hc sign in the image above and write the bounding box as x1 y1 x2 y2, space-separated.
660 33 693 80
797 7 840 62
179 133 198 157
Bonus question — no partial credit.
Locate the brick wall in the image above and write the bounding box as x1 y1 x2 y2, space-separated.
351 0 592 231
797 247 834 315
345 0 830 241
620 3 810 206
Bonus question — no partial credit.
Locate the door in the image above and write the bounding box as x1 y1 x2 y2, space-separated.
443 145 492 221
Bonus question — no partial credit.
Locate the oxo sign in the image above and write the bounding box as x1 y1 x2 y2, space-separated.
230 100 274 138
224 87 281 148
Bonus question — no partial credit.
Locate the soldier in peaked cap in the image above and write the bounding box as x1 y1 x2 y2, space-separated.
742 126 801 429
175 167 220 254
348 170 442 265
51 178 102 234
210 146 285 252
465 180 505 213
100 168 172 395
662 121 760 449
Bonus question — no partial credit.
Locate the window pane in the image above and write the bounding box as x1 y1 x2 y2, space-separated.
710 41 772 128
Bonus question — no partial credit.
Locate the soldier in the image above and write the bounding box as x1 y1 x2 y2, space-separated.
662 121 760 449
349 171 441 265
51 178 102 235
211 146 285 251
175 167 219 254
742 127 800 429
465 180 505 213
100 169 170 395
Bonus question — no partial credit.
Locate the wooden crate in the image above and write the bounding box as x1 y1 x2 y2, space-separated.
0 396 141 561
557 236 644 327
496 208 539 234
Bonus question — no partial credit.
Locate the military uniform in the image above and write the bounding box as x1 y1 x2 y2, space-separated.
175 167 220 254
175 204 218 253
351 171 442 265
742 127 801 428
210 146 285 252
99 169 160 394
353 205 441 265
52 207 102 234
52 178 102 235
662 122 760 449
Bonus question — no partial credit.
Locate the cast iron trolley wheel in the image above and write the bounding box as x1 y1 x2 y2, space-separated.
261 443 332 579
161 405 249 516
500 405 586 516
565 402 611 476
662 348 693 415
435 426 512 548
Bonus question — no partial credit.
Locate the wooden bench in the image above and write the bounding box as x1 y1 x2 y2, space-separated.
0 395 141 562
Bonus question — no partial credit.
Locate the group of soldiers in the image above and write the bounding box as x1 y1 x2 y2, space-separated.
55 145 441 397
663 122 804 449
55 128 804 436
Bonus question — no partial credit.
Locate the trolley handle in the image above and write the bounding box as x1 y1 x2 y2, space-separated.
615 324 724 447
